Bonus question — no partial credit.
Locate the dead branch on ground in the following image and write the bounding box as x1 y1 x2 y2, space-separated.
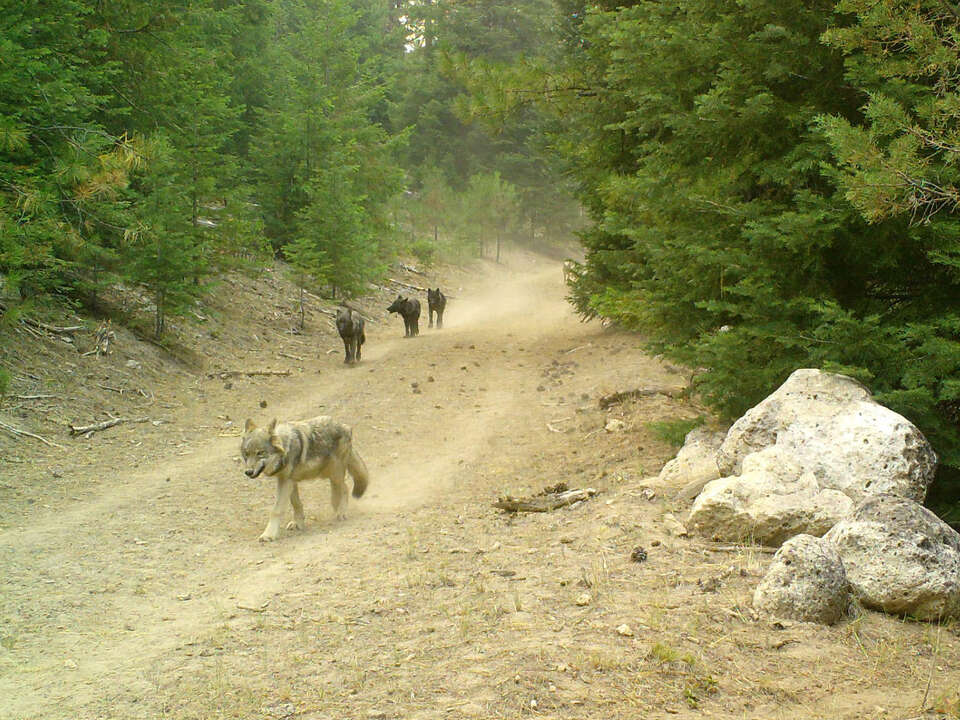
494 487 597 513
388 278 427 293
399 262 426 276
69 416 150 436
0 419 66 448
598 386 685 409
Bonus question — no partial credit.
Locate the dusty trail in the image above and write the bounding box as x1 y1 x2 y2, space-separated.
0 258 623 718
4 255 959 720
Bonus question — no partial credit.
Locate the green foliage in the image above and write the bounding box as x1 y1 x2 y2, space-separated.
550 0 960 474
124 136 206 337
646 417 705 447
395 0 580 248
410 239 437 268
0 366 10 398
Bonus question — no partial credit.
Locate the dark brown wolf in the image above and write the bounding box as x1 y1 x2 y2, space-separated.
427 288 446 329
335 307 365 364
387 294 420 337
241 416 369 541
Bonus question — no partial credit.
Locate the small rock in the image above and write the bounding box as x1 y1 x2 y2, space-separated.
259 400 267 408
575 592 592 606
630 546 648 563
427 376 435 382
64 659 78 669
616 624 634 637
605 418 627 432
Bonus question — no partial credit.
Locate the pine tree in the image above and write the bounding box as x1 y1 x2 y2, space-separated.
551 0 960 472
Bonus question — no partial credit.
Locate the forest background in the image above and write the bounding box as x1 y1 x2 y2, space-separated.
1 0 958 514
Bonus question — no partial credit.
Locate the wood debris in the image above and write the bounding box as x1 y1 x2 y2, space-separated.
494 487 598 513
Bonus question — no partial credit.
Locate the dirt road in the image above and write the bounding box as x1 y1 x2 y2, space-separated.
2 256 958 720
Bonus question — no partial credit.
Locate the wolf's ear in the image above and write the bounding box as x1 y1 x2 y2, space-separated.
244 419 256 432
266 418 277 435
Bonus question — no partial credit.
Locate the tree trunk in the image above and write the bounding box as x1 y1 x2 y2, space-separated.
298 286 305 331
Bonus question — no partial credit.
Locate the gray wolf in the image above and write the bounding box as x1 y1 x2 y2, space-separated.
241 416 369 541
335 307 365 364
427 288 446 329
387 294 420 337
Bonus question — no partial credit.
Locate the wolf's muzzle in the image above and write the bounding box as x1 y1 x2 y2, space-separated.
245 461 265 479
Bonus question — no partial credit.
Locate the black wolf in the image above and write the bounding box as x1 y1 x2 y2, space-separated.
335 307 365 364
387 294 420 337
427 288 446 329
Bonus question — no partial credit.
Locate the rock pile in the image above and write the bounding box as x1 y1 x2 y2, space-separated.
657 368 959 623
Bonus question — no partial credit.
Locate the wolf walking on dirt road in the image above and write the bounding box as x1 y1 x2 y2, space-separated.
335 307 365 364
427 288 446 328
387 294 421 337
241 416 369 541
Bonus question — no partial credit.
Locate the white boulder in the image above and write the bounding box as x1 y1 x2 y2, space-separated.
753 534 851 625
717 369 936 503
689 447 854 546
657 426 724 500
824 494 960 621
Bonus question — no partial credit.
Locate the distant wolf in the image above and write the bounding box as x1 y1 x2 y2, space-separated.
241 416 369 542
562 259 577 284
387 294 420 337
335 307 365 364
427 288 446 329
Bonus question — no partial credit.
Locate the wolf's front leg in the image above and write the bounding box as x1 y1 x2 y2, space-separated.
260 477 295 541
286 483 306 531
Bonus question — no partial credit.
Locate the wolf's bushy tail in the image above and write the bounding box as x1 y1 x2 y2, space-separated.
347 446 369 498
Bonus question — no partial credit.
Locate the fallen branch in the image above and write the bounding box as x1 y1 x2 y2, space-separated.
388 278 427 293
69 416 150 436
598 386 686 409
11 394 57 401
21 316 84 334
702 543 776 554
399 262 426 276
277 352 303 361
494 487 597 513
207 370 292 379
0 419 66 449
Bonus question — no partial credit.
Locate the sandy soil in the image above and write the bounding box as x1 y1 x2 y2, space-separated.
1 253 958 720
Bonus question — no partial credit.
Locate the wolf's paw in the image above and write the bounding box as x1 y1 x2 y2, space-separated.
286 520 305 531
258 531 278 542
335 512 348 521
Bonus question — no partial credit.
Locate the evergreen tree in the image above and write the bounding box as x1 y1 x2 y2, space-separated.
551 0 960 471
